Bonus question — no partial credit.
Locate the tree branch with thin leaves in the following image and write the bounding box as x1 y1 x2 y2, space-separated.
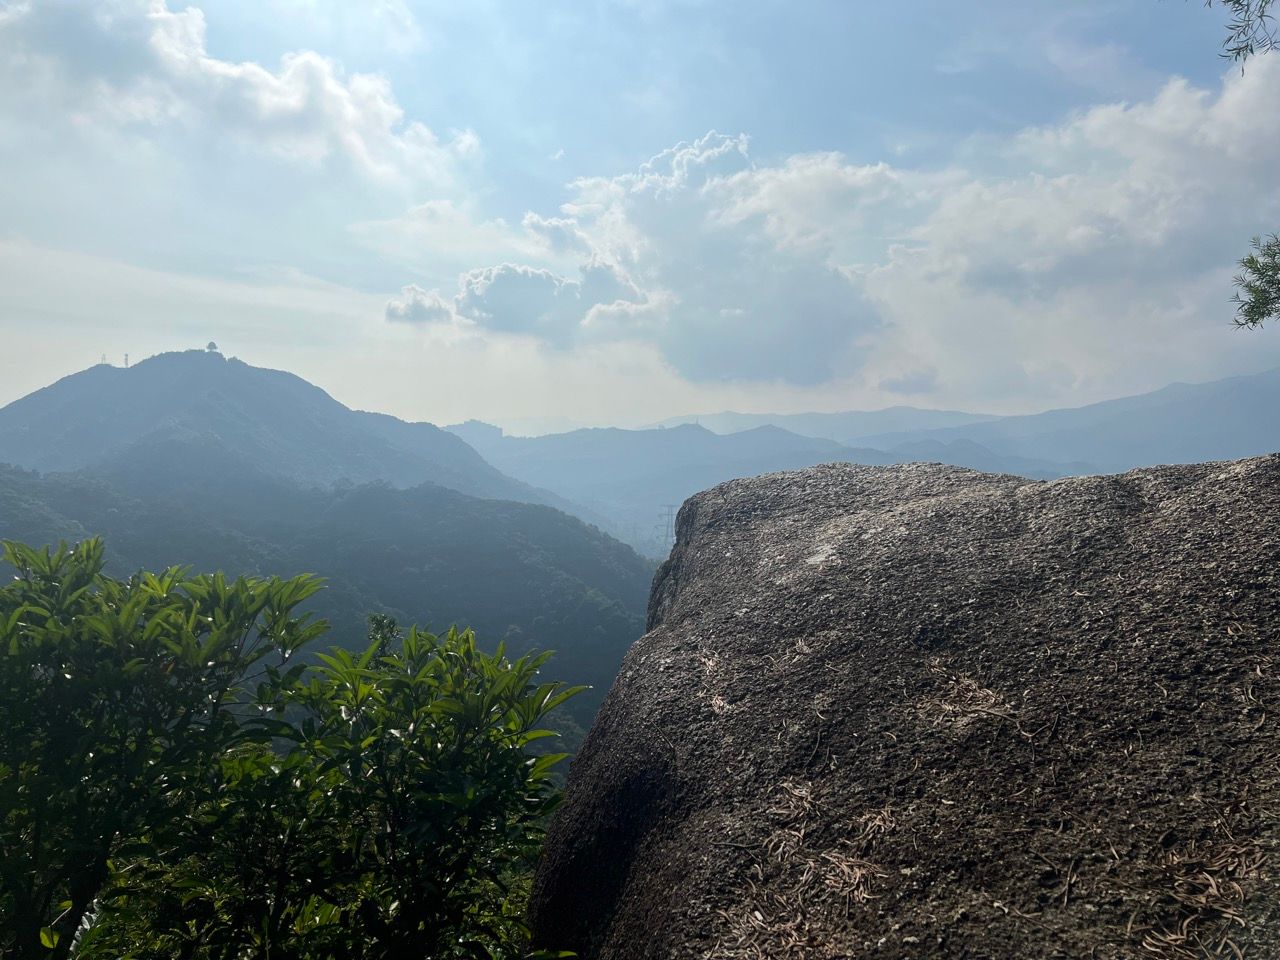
1206 0 1278 62
1232 234 1280 328
1196 3 1279 326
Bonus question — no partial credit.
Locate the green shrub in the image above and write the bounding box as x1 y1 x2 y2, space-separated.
0 540 578 959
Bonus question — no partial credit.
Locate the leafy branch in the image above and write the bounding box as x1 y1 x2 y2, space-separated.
1231 234 1280 328
1206 0 1278 62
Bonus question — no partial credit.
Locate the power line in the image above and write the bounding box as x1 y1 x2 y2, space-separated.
658 504 678 550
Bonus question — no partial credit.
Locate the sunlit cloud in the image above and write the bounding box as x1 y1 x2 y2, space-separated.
2 0 1278 421
377 60 1280 407
0 0 475 188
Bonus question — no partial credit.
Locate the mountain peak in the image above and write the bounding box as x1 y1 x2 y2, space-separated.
0 354 555 507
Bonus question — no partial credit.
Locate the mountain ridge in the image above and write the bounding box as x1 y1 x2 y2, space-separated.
0 350 571 509
849 367 1280 466
448 368 1280 555
649 405 999 440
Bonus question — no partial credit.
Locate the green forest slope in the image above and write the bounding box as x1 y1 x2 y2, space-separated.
0 447 653 731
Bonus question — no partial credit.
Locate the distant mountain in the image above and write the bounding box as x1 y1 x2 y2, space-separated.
7 354 1277 737
651 406 997 442
649 370 1280 470
446 421 897 556
883 439 1098 480
0 446 653 733
856 368 1280 470
0 350 564 507
450 369 1280 556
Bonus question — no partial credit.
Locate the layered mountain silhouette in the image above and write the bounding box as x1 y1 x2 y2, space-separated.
448 420 898 555
655 369 1280 466
0 349 564 506
450 368 1280 556
848 368 1280 469
651 406 998 439
10 351 1275 562
450 419 1081 556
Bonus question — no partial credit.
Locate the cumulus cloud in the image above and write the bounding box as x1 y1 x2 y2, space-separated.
856 58 1280 406
0 0 474 187
521 212 592 256
389 132 887 385
572 133 888 383
383 257 650 343
385 284 456 324
451 260 645 344
384 62 1280 406
11 0 1279 410
454 265 576 339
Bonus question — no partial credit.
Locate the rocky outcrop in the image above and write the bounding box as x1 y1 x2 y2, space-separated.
530 458 1280 959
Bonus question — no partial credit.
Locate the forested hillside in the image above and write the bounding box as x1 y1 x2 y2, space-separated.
0 455 652 731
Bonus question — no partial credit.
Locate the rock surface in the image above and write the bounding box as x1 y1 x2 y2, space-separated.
530 458 1280 959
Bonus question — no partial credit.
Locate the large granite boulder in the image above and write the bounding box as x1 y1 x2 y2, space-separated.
530 457 1280 959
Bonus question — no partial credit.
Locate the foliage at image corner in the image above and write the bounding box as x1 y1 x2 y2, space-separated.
1206 0 1277 62
0 538 580 960
1233 233 1280 329
1197 2 1280 328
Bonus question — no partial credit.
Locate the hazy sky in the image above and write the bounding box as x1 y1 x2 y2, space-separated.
2 0 1279 429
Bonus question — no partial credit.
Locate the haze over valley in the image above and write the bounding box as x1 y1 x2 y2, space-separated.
5 345 1277 563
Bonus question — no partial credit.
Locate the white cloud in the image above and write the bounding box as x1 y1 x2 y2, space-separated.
0 0 474 188
385 284 456 325
521 212 592 256
855 58 1280 406
8 0 1280 418
709 153 934 257
390 132 886 385
379 61 1280 408
451 260 645 344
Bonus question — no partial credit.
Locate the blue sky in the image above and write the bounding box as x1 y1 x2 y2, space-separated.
1 0 1278 429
